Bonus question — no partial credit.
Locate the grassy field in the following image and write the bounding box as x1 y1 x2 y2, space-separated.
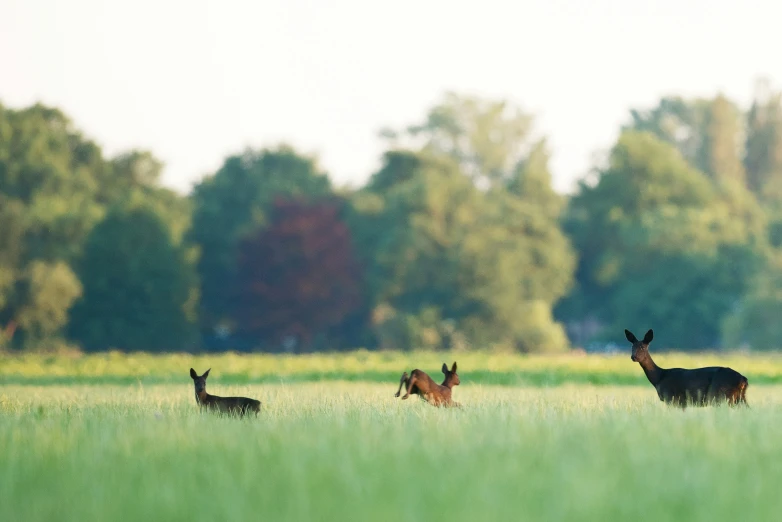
4 348 782 385
2 351 782 521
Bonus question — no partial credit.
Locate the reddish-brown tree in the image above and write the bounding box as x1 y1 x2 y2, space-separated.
234 197 364 351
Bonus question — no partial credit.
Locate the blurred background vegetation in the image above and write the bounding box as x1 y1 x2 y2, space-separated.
3 79 782 354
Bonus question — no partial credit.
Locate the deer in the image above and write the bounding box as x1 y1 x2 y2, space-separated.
394 362 461 407
189 368 261 417
624 329 749 409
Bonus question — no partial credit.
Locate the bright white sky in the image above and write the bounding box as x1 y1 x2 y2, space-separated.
1 0 781 194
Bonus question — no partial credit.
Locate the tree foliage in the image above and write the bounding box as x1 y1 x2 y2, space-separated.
189 146 332 333
0 103 105 347
5 84 782 353
233 197 363 351
697 94 745 185
562 131 768 348
744 80 782 202
352 148 573 352
69 207 198 351
0 102 199 350
383 92 534 188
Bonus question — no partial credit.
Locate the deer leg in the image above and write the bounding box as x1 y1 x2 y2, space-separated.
724 388 737 407
673 395 687 410
739 379 750 408
401 375 418 400
395 372 409 398
712 382 742 408
731 388 749 408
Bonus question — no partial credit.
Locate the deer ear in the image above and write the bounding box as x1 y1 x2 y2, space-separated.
451 362 457 373
203 368 211 378
643 329 654 344
189 368 197 379
442 363 448 374
624 330 638 343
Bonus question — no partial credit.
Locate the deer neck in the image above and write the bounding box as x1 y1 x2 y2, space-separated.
196 389 210 405
637 353 663 386
441 377 455 389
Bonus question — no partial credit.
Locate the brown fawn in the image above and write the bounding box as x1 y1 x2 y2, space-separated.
625 329 749 408
394 362 460 407
189 368 261 417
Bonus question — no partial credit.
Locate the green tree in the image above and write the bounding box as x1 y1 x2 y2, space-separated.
106 150 195 251
0 197 25 312
0 103 107 347
69 207 198 351
722 254 782 350
353 150 573 352
562 131 767 348
627 94 747 186
16 261 82 345
506 138 564 218
697 94 745 185
744 80 782 201
360 94 574 352
96 149 165 206
0 103 106 263
383 92 534 188
110 150 163 187
627 96 709 168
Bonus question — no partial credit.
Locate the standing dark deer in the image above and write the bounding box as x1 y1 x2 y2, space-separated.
624 329 749 408
394 362 461 407
189 368 261 417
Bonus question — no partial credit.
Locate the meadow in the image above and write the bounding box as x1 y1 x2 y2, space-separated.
2 350 782 521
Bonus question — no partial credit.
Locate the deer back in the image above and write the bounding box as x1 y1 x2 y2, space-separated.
657 367 746 406
409 369 438 394
203 394 261 415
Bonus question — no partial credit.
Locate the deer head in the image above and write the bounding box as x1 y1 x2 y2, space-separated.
625 329 654 362
441 361 460 387
190 367 211 395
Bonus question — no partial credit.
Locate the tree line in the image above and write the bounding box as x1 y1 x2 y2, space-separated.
2 81 782 353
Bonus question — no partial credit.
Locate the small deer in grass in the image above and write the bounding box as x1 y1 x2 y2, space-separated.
625 329 749 408
189 368 261 417
394 362 461 407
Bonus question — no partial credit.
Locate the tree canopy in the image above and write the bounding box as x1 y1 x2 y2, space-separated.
4 82 782 352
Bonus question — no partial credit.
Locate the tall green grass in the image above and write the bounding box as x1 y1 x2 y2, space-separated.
2 349 782 385
1 383 781 522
